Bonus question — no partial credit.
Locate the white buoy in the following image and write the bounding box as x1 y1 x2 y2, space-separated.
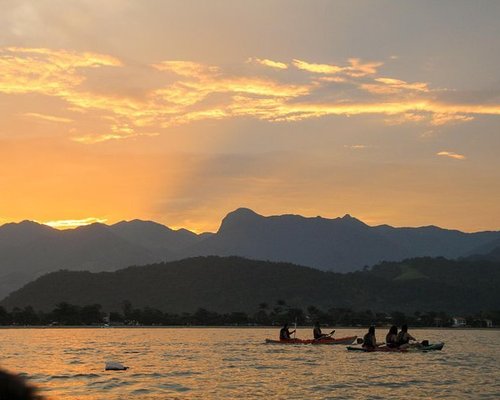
105 361 128 371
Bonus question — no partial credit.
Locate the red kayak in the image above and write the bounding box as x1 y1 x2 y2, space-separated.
265 336 357 345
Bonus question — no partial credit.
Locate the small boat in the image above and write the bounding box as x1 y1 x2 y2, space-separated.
265 336 357 345
346 342 445 352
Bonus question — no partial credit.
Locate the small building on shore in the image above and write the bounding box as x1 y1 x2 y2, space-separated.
484 319 493 328
452 317 467 328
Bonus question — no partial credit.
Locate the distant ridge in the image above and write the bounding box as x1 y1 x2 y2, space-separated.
180 208 500 272
0 209 499 299
0 219 203 299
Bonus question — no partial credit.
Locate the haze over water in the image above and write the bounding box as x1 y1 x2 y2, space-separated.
1 328 499 399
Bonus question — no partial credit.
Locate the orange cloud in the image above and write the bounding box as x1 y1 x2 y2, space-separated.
0 47 121 95
384 112 427 125
292 59 343 74
431 113 474 126
153 84 208 106
22 112 73 123
345 58 383 77
437 151 466 160
1 47 499 144
362 78 429 95
152 60 219 78
375 77 429 92
248 57 288 70
317 76 347 83
186 76 310 98
293 58 382 77
72 131 159 144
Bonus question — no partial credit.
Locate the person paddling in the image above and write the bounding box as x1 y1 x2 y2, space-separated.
313 321 334 340
385 325 398 348
362 326 378 349
396 324 416 348
279 323 296 340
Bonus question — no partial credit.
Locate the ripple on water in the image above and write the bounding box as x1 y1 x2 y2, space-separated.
63 347 94 353
129 372 164 378
49 373 101 380
253 364 281 370
2 328 500 399
166 370 202 377
156 382 191 392
99 378 134 390
131 388 152 395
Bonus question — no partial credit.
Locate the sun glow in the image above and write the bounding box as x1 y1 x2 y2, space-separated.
0 20 498 234
41 217 108 229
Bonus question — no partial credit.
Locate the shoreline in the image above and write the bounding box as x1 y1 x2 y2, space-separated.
0 325 498 330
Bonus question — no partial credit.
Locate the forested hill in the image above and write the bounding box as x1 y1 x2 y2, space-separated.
2 256 499 314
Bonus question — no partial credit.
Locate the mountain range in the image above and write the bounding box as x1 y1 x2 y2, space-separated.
0 208 499 299
0 219 205 299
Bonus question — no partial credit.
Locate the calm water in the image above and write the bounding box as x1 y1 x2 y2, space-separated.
1 328 499 399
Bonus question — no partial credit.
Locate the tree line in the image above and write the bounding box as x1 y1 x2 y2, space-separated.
0 300 498 327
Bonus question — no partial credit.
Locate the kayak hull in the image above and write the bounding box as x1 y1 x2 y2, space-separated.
347 342 445 352
265 336 357 345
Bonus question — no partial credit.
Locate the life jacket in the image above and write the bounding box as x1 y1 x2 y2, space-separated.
363 333 376 348
386 333 397 344
386 333 398 347
396 331 409 345
280 328 290 340
313 327 322 339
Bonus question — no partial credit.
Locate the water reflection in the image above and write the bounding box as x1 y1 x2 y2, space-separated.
0 328 499 399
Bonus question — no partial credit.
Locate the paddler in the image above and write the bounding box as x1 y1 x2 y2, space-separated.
313 321 333 340
279 323 296 340
385 325 398 348
362 326 378 349
396 324 416 348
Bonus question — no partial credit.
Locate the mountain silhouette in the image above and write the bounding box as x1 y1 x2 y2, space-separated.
179 208 500 272
0 220 202 299
463 237 500 262
110 219 202 258
0 209 498 299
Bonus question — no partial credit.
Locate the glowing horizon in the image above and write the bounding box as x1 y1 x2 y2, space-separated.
40 217 108 230
0 206 495 235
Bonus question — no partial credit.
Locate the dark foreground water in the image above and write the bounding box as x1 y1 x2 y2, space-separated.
1 328 499 399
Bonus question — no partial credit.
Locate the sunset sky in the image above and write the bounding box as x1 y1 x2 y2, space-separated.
1 0 499 232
